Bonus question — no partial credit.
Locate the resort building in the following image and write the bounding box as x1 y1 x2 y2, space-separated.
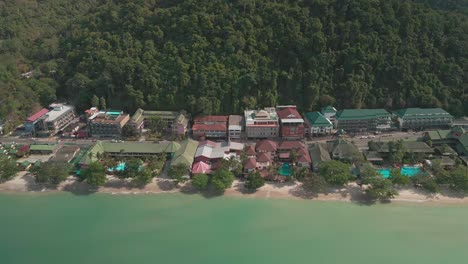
308 143 331 172
243 158 257 173
277 141 311 168
194 140 244 164
128 109 189 136
334 109 391 133
228 115 243 140
393 108 453 130
321 106 337 122
43 104 76 135
244 108 279 139
79 140 198 169
276 105 305 139
424 127 468 156
256 152 272 169
369 141 435 160
304 111 333 137
50 145 80 163
192 116 228 139
244 145 256 159
327 137 361 162
255 140 277 154
88 110 130 138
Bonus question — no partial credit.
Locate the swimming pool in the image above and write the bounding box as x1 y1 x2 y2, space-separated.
107 162 126 172
377 166 421 178
278 163 291 176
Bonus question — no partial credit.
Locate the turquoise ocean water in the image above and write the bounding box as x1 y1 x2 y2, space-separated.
1 193 467 264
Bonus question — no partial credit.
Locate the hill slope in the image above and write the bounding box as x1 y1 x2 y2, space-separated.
1 0 467 130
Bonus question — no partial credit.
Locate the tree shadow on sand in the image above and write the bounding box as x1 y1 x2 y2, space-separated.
156 180 177 191
234 181 257 195
62 180 98 195
23 173 59 192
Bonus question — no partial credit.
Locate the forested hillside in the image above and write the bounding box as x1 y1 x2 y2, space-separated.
1 0 467 130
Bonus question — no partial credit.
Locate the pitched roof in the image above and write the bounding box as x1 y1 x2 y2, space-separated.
373 141 434 153
102 141 181 154
228 115 243 126
29 144 57 152
305 112 333 127
321 106 337 114
308 143 331 166
130 108 144 123
244 158 257 169
244 145 256 156
426 130 451 140
170 139 199 167
194 115 228 123
256 152 272 163
192 124 227 131
255 140 277 152
297 148 311 163
26 108 49 122
394 108 452 119
191 161 212 174
277 107 304 122
335 109 390 121
79 141 104 165
365 151 383 161
328 138 361 160
278 141 305 150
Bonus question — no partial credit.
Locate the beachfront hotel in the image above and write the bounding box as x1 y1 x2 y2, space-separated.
393 108 453 130
244 108 280 139
334 109 391 133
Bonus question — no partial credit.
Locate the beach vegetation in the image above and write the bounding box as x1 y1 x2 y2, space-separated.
133 167 154 186
390 169 411 186
292 167 308 181
0 156 19 181
33 162 71 185
301 172 328 194
192 174 209 190
82 161 107 186
210 169 235 192
412 174 440 193
169 164 189 183
245 171 265 191
118 158 142 179
447 165 468 194
365 177 399 201
318 160 352 186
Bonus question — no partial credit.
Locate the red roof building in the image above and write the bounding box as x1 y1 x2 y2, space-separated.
256 152 272 163
278 141 306 151
255 140 277 153
26 108 50 122
277 106 305 139
192 115 228 139
243 158 257 172
244 145 256 157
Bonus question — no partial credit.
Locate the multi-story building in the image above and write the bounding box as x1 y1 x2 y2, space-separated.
334 109 391 133
393 108 453 130
244 108 279 138
24 104 76 136
128 109 189 136
228 115 243 140
304 111 333 137
192 116 228 139
88 110 130 138
276 105 305 139
43 104 76 135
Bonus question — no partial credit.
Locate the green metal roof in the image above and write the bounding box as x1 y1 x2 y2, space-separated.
29 144 57 151
373 141 434 153
102 141 181 154
170 139 199 167
394 108 452 119
142 111 179 120
130 108 144 123
79 142 104 165
335 109 390 121
308 143 331 166
321 105 337 114
426 130 451 140
305 112 333 127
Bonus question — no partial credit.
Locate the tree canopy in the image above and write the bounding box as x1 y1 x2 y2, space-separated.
211 169 235 192
318 160 352 186
82 161 107 186
1 0 467 130
0 156 19 181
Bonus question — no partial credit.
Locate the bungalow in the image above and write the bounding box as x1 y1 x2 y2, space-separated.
327 138 361 162
304 111 333 137
191 161 212 174
244 145 256 159
194 141 244 164
192 115 228 139
255 140 277 153
243 158 257 173
256 152 272 169
308 143 331 172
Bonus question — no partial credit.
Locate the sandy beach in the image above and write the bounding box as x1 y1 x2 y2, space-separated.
1 173 468 205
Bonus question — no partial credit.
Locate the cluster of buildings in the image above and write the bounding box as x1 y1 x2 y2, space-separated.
24 103 76 137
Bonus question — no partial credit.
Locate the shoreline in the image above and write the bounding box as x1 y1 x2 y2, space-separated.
1 173 468 206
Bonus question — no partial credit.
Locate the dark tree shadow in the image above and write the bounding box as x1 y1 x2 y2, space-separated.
62 180 98 195
156 180 177 191
234 181 257 194
23 173 59 192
